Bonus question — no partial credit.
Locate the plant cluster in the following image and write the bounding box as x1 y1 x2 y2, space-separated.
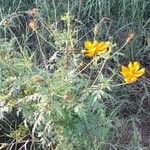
0 0 150 150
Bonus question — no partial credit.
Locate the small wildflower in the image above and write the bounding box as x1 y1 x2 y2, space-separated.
126 33 134 42
28 19 36 32
3 19 9 28
81 40 110 58
121 61 145 83
33 74 42 83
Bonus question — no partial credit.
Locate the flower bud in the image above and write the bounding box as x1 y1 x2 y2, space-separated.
28 19 37 32
126 33 134 42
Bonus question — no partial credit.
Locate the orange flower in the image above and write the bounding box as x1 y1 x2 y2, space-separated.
121 61 145 83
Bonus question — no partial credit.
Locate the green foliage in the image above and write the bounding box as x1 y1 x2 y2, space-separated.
0 0 150 149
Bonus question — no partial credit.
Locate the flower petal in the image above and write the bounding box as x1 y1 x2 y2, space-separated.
124 76 137 83
128 61 134 70
130 76 137 82
84 41 92 50
121 65 129 72
121 66 129 77
100 42 110 49
85 48 96 57
121 70 128 77
124 77 133 83
124 78 129 83
133 61 140 71
135 68 145 77
96 42 104 50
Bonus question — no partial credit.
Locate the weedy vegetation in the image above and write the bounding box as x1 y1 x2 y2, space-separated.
0 0 150 149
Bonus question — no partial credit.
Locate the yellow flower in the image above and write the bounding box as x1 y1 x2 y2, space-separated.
96 41 110 53
121 61 145 83
81 40 98 57
81 40 110 58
